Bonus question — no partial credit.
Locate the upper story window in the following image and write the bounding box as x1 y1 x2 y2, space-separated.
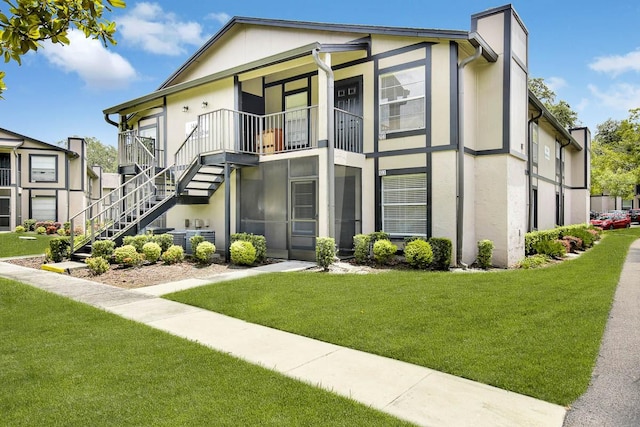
531 122 539 165
30 154 57 182
379 66 425 137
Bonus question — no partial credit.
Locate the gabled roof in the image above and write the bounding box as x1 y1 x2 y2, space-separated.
528 91 581 151
0 127 77 156
104 16 497 116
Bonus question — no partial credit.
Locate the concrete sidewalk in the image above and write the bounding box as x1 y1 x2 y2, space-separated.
0 260 566 426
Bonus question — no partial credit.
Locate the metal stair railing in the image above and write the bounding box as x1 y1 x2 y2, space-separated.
118 130 158 169
69 165 155 252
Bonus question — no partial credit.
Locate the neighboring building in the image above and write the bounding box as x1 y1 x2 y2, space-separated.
0 127 100 231
98 4 589 267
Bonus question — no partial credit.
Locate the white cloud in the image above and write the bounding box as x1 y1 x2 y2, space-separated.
588 83 640 112
207 12 231 25
589 49 640 76
118 2 209 55
545 76 567 93
41 30 137 90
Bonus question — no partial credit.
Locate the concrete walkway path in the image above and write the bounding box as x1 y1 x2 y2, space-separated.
0 259 568 426
563 238 640 427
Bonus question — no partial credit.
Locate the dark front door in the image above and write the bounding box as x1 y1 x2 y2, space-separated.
335 77 363 150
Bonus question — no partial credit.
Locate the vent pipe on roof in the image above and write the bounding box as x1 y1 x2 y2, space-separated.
456 45 483 267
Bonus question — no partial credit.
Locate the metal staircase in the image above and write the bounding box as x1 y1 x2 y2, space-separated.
69 109 260 258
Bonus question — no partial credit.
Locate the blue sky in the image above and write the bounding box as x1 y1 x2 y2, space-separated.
1 0 639 147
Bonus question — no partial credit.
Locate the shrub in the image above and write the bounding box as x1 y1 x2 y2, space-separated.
533 240 566 259
113 245 142 267
477 239 494 269
23 219 36 232
230 240 256 266
428 237 452 271
49 237 71 263
373 239 397 265
404 239 433 269
316 237 336 271
525 229 561 255
353 234 371 264
161 245 184 265
36 226 46 235
46 225 58 235
86 256 110 276
123 235 150 253
231 233 266 263
142 242 162 264
369 231 390 244
150 233 174 253
190 235 205 254
56 228 66 236
91 240 115 259
562 235 583 253
516 254 550 269
14 225 25 233
194 241 216 265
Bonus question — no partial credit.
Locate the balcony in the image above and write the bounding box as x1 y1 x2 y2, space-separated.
0 168 10 186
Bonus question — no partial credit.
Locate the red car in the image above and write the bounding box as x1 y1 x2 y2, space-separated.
590 213 631 230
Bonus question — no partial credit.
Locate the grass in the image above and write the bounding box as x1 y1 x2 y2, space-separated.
0 279 410 426
0 232 55 258
166 228 640 406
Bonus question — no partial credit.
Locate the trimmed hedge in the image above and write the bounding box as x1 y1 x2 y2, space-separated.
428 237 452 271
230 240 256 266
477 240 494 269
404 239 433 270
315 237 336 270
231 233 266 263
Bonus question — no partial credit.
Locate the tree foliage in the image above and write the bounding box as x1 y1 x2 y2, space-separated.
86 136 117 172
528 77 578 129
0 0 126 95
591 108 640 198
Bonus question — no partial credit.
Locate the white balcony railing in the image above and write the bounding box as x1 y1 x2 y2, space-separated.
118 131 165 169
0 168 10 186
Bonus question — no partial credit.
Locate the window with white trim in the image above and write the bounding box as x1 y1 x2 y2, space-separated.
379 66 425 135
382 173 427 236
31 196 56 221
30 155 57 182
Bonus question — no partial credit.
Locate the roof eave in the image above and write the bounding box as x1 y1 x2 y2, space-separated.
528 91 581 150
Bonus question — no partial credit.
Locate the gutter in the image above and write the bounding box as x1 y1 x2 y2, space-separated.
312 47 336 239
527 109 543 231
456 46 483 267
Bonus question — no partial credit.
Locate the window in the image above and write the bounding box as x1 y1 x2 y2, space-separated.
31 196 56 221
382 173 427 236
531 122 539 164
379 66 425 135
30 155 57 182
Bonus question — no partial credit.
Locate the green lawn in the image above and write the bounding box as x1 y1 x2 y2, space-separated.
0 279 410 426
0 232 55 258
166 228 640 406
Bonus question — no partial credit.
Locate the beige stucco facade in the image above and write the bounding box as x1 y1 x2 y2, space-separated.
104 4 590 267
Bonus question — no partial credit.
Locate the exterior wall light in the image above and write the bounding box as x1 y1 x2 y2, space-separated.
182 106 189 112
201 101 208 108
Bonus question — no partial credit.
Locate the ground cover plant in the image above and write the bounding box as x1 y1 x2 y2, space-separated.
0 279 410 426
0 232 55 258
166 228 640 406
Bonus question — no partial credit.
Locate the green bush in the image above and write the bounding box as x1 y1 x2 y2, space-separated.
353 234 371 264
91 240 115 259
477 239 494 269
150 233 174 253
85 256 110 276
369 231 390 244
142 242 162 264
36 226 46 235
231 233 266 263
123 235 150 253
315 237 336 270
14 225 25 233
230 240 256 266
404 239 433 269
113 245 142 267
23 219 36 232
48 237 70 263
190 235 205 254
373 239 397 265
194 241 216 265
516 254 550 269
428 237 452 271
525 229 561 256
533 240 566 259
161 245 184 265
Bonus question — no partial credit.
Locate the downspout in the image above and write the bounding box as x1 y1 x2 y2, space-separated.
527 109 543 231
312 48 336 239
456 46 483 267
104 113 119 128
